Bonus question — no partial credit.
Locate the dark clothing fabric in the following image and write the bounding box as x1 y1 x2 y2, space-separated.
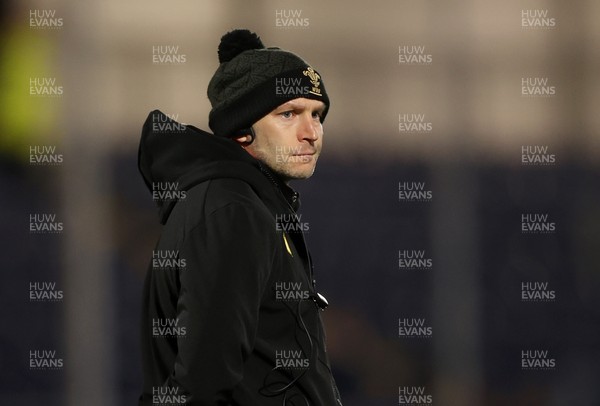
138 110 342 406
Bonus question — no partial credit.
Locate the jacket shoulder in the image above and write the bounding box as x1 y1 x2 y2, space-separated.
160 177 276 236
180 178 272 222
204 178 270 213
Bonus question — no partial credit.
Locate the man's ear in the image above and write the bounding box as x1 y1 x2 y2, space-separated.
233 134 253 144
232 127 255 146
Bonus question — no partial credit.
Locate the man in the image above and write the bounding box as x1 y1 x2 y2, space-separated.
138 29 343 405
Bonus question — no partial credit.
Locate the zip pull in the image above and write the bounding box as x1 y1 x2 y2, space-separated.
311 292 329 310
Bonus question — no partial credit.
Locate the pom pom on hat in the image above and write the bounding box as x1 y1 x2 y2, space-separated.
218 29 265 63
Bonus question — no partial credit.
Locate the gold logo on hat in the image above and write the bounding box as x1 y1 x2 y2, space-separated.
303 67 322 96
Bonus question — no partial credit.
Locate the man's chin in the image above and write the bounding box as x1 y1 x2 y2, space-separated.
277 167 317 183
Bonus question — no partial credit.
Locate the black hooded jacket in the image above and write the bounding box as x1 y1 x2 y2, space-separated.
138 110 342 406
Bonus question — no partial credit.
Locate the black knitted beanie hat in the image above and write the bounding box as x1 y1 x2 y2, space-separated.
207 29 330 137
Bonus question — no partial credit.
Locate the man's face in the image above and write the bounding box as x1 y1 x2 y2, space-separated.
242 98 326 183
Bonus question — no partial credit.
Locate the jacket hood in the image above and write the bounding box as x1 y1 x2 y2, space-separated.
138 110 282 223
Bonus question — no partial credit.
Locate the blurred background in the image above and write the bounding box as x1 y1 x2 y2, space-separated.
1 0 599 405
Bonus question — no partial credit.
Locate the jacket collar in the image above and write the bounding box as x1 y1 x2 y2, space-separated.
256 161 301 212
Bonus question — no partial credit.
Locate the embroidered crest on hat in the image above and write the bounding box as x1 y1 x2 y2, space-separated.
303 67 322 96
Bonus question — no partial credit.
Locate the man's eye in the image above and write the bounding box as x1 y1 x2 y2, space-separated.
281 111 293 119
312 112 323 121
